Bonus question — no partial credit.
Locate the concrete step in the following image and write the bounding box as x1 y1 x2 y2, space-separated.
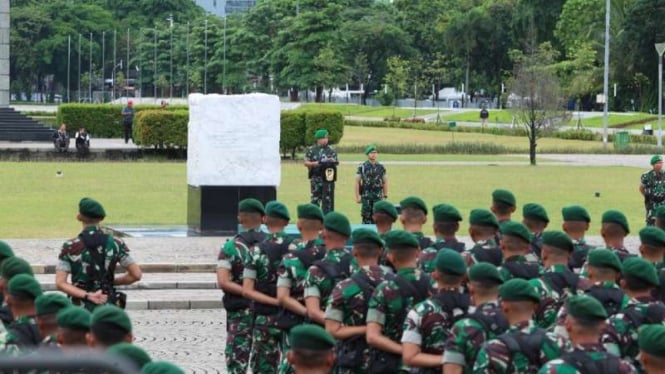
35 273 219 292
31 263 217 275
40 289 223 310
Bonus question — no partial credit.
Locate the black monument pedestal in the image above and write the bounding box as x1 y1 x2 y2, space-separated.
187 185 277 235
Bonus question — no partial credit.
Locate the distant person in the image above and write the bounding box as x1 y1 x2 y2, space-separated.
52 124 69 152
75 127 90 155
641 155 665 225
355 144 388 224
121 100 134 144
160 100 169 109
480 107 489 128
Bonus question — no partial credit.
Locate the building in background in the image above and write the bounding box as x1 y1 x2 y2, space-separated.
194 0 256 17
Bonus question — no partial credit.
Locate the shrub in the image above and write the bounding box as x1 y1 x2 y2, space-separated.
134 110 188 148
304 112 344 145
280 111 306 158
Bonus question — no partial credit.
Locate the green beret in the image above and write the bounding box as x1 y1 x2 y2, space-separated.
433 204 463 223
35 293 72 316
522 203 549 223
57 306 91 330
435 249 467 275
400 196 428 215
500 221 532 243
7 273 42 299
561 205 591 223
566 295 607 321
352 228 383 247
289 324 335 351
651 155 663 165
297 203 324 221
500 278 540 303
640 226 665 247
142 361 186 374
324 212 351 237
108 342 152 369
602 210 630 234
587 249 622 272
364 144 377 155
92 305 132 334
469 209 499 228
639 324 665 358
0 257 32 281
373 200 398 220
622 257 660 286
542 231 574 252
492 189 516 207
0 241 14 262
265 201 290 221
315 129 329 139
469 263 504 284
79 197 106 219
384 230 419 249
238 198 265 215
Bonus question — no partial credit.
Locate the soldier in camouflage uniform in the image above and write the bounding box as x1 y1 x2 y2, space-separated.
418 204 465 274
402 249 469 373
538 295 635 374
498 221 541 281
366 230 432 373
3 274 42 355
561 205 595 273
373 200 398 238
55 306 91 349
522 203 549 260
399 197 434 250
35 293 71 348
304 129 339 214
597 210 633 263
355 145 388 224
55 197 141 311
601 257 665 368
0 257 34 329
217 198 267 374
463 209 502 267
638 324 665 374
325 228 389 374
635 226 665 303
641 155 665 225
243 201 294 373
490 189 517 245
443 263 507 374
472 279 568 374
287 324 336 374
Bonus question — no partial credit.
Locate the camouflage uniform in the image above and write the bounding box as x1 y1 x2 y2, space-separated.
472 320 568 374
305 143 339 214
56 225 135 311
3 315 40 355
463 239 503 267
567 238 595 274
304 248 355 306
356 160 386 224
325 265 389 374
529 264 582 330
499 255 542 281
537 343 636 373
641 168 665 225
412 232 434 253
529 232 544 260
418 239 466 274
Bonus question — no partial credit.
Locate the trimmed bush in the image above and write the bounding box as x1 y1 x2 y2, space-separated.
134 110 188 148
280 111 307 158
304 112 344 145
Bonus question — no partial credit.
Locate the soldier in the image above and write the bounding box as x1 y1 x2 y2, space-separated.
640 154 665 225
498 221 541 281
522 203 549 259
217 198 267 374
442 263 508 374
399 196 434 250
490 189 516 245
366 230 431 372
304 129 339 214
325 228 388 374
243 201 293 373
56 306 91 349
372 200 398 237
0 257 34 328
287 324 336 374
638 324 665 374
599 210 633 262
355 145 388 224
538 295 635 373
561 205 595 273
55 197 142 311
601 257 665 367
107 342 152 370
636 226 665 302
35 293 71 347
463 209 502 267
87 305 133 348
304 212 354 325
3 274 42 354
473 279 568 374
418 204 465 274
529 231 581 329
402 249 469 373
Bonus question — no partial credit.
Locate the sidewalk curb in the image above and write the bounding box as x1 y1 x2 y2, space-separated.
32 263 217 275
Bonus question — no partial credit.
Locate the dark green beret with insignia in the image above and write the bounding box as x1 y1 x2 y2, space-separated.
561 205 591 223
0 240 14 264
542 231 574 252
651 155 663 165
468 263 504 284
384 230 419 250
587 248 622 272
639 324 665 358
499 278 540 303
400 196 428 215
492 189 516 207
433 204 463 223
500 221 532 243
238 198 265 215
8 273 42 299
36 293 72 316
602 210 630 234
142 361 186 374
352 228 383 247
289 324 335 351
566 295 607 321
365 144 377 155
79 197 106 219
373 200 398 220
57 306 91 330
108 342 152 368
523 203 549 223
0 257 31 282
92 305 132 333
622 257 660 286
265 201 290 221
324 211 351 237
469 209 499 228
315 129 329 139
435 249 467 275
297 203 324 221
640 226 665 247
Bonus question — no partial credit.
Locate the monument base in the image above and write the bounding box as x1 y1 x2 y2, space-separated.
187 185 277 235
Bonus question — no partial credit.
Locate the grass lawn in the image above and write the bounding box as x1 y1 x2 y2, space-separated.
337 154 531 162
567 113 656 128
297 103 438 118
0 161 646 239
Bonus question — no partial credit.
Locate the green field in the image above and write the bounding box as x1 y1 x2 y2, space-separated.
297 103 438 118
338 153 532 162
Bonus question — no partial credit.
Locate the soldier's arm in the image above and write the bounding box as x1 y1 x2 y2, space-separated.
403 342 442 368
303 267 326 325
354 174 361 202
366 322 401 354
114 263 142 285
277 286 307 316
325 319 365 340
217 267 243 296
325 283 365 339
382 175 388 197
442 321 470 373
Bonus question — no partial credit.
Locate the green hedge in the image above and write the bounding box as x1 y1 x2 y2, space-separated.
134 110 188 148
304 112 344 145
280 111 345 157
280 111 307 158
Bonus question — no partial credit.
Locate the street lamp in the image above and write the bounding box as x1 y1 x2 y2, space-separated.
602 0 610 150
167 14 174 99
112 59 123 101
656 43 665 150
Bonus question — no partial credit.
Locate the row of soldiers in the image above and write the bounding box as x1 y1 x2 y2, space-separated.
218 188 665 373
0 241 184 373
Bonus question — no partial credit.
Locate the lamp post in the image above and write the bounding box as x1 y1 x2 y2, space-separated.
112 59 122 101
167 14 174 99
602 0 610 151
656 43 665 150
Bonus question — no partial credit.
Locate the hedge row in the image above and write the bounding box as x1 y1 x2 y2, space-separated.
134 110 188 148
280 111 344 157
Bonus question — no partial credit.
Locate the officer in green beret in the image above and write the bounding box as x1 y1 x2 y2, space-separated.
562 205 596 273
217 198 268 374
35 293 71 347
107 342 152 369
88 305 132 348
498 221 541 281
464 209 502 267
372 200 398 237
355 144 388 224
304 128 339 214
287 324 336 373
522 203 549 259
325 228 389 373
3 274 43 354
539 295 635 374
0 257 34 328
443 263 508 373
402 249 469 373
641 154 665 226
142 361 186 374
473 279 568 374
56 306 91 349
0 241 14 270
56 197 142 311
638 324 665 374
598 209 633 262
399 196 434 250
637 226 665 303
418 204 466 274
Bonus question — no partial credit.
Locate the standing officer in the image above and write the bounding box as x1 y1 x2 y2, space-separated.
121 100 134 144
641 154 665 225
638 324 665 374
304 129 339 214
355 145 388 224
